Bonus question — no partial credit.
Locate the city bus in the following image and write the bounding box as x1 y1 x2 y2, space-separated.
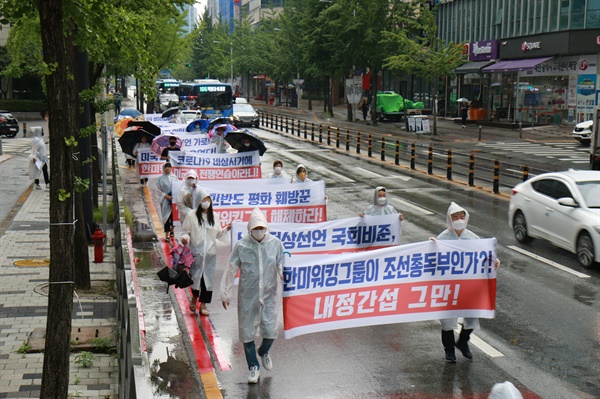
178 80 234 119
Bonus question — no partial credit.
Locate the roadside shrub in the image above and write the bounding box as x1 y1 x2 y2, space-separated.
0 99 47 112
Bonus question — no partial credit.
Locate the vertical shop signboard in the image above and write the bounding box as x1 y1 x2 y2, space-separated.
576 56 597 123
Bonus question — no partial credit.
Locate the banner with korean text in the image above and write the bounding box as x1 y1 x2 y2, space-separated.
282 238 496 339
172 179 327 227
231 215 401 254
168 150 261 180
137 148 164 178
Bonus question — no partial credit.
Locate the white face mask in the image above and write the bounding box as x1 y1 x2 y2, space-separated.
452 219 466 231
185 178 196 186
274 166 282 174
200 201 210 210
244 142 251 147
377 197 387 205
251 229 266 241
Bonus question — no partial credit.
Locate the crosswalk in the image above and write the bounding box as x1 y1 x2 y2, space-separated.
476 141 590 164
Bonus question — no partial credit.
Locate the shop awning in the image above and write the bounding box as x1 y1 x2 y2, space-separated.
454 60 496 74
482 57 553 73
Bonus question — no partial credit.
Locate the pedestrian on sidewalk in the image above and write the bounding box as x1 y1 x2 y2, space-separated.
155 162 178 239
220 208 285 384
359 186 404 221
181 189 230 315
175 170 200 225
133 135 150 186
431 202 500 363
28 126 49 190
460 103 469 128
114 92 122 115
358 96 369 121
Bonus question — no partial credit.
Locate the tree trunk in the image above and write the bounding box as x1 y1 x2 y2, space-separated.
327 76 333 116
307 76 312 111
36 0 76 397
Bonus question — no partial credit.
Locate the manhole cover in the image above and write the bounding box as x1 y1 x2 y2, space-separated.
14 259 50 267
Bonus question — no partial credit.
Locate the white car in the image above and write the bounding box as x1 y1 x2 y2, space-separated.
234 97 248 104
508 170 600 268
572 120 593 145
181 110 203 123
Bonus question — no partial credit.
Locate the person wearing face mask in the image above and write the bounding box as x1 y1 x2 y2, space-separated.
133 135 151 186
161 136 181 161
210 125 231 154
269 160 292 181
237 136 258 153
155 162 178 239
176 170 200 224
220 208 285 384
433 202 500 363
359 186 404 220
181 190 231 315
293 164 312 183
28 127 49 190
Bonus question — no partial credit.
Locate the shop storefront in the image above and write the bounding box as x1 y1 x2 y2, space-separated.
482 30 599 125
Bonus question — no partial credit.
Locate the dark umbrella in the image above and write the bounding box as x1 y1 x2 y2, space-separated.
225 129 267 156
117 127 158 157
128 120 161 136
161 107 180 118
207 117 234 131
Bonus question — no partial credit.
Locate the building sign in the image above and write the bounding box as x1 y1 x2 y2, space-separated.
531 56 579 76
469 40 498 61
500 32 569 59
521 41 541 52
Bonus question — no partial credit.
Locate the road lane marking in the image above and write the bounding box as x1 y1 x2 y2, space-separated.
311 165 355 182
454 328 504 358
391 198 434 215
356 167 383 177
386 175 411 181
507 245 591 278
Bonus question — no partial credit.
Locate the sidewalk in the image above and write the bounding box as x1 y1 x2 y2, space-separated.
0 179 118 398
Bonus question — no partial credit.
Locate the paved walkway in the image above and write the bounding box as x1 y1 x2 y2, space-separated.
0 164 118 398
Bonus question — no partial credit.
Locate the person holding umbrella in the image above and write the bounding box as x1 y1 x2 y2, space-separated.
236 136 258 153
133 135 151 186
161 136 181 160
210 125 231 154
155 162 178 239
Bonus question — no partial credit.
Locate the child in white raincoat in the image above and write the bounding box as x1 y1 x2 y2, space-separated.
220 207 285 384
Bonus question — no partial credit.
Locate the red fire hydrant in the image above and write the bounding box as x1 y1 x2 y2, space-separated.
91 228 106 263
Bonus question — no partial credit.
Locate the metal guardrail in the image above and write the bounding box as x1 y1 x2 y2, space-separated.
112 139 152 399
259 111 554 194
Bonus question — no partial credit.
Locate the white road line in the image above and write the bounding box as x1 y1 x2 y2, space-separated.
386 175 411 181
311 165 355 183
507 245 591 278
391 198 434 215
356 167 383 177
454 328 504 358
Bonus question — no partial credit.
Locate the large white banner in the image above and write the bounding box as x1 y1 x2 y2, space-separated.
231 215 401 254
172 179 327 226
283 238 497 339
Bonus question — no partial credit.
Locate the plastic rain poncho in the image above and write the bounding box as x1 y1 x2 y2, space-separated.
155 169 177 225
488 382 523 399
293 164 313 183
210 131 229 153
363 186 398 216
180 190 228 291
220 208 285 343
175 170 200 224
436 201 480 330
28 127 47 180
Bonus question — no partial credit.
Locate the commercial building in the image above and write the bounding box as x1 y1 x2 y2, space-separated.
436 0 600 124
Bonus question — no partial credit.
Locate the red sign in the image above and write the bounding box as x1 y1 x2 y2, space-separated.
597 36 600 46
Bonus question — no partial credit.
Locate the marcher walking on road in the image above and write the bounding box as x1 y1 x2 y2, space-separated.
293 164 313 183
133 135 151 186
220 208 285 384
237 136 258 153
210 125 230 154
181 190 230 315
28 127 49 190
460 103 468 128
432 202 499 363
359 186 404 221
176 170 200 225
488 381 523 399
161 136 181 161
155 162 178 239
269 160 292 181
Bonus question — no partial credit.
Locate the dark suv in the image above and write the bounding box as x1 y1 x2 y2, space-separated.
0 111 19 138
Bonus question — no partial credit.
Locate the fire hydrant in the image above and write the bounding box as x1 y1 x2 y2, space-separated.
91 228 106 263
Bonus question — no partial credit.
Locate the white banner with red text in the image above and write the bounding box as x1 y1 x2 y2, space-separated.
172 179 327 227
282 238 496 339
231 215 401 254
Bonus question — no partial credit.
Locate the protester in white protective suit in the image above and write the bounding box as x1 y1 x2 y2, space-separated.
269 159 292 181
292 164 312 183
210 125 230 154
175 170 200 225
155 162 177 239
488 381 523 399
220 207 285 384
359 186 404 221
433 201 499 363
28 127 49 189
181 190 230 315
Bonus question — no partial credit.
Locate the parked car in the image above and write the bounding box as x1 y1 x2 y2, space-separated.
572 120 593 145
232 103 259 128
0 110 20 138
508 170 600 268
181 110 203 123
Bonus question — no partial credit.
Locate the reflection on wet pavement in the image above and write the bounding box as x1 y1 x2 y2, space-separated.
134 247 202 398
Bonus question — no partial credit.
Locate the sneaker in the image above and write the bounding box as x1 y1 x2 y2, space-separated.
35 184 42 190
261 353 272 370
248 366 260 384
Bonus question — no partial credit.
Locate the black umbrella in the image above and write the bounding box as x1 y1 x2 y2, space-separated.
117 127 158 157
127 120 161 136
161 107 181 118
225 129 267 156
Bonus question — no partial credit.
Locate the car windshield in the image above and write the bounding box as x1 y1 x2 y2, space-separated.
578 181 600 208
234 104 255 113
